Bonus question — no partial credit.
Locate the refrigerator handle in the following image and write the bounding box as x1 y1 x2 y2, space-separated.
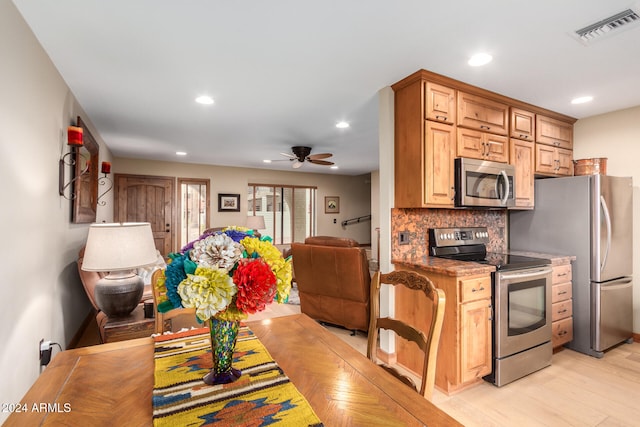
600 194 612 273
499 170 509 206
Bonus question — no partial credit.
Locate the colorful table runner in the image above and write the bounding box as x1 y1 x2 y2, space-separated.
153 326 323 426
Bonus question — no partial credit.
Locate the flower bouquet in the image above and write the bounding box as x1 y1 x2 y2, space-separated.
155 226 292 384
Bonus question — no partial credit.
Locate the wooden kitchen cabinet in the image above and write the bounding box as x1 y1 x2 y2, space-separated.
551 262 573 348
457 127 509 163
510 108 535 141
392 69 576 208
457 91 509 135
425 82 456 124
536 115 573 149
395 266 492 395
426 121 457 206
510 138 535 209
535 143 574 176
394 75 456 208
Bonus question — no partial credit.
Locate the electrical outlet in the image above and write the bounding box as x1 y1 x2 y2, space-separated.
40 339 52 366
398 231 410 245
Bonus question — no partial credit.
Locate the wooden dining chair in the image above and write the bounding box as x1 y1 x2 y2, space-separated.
367 270 446 401
151 269 199 333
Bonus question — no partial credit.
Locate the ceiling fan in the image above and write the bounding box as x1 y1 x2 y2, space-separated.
275 146 334 169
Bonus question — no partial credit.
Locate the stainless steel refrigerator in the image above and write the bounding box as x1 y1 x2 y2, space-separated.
509 175 633 358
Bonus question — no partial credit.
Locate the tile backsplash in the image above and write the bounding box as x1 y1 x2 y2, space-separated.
391 208 507 262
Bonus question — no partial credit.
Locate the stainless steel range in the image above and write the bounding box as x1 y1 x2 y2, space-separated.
429 227 553 387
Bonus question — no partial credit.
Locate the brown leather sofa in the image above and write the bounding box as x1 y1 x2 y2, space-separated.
291 236 371 332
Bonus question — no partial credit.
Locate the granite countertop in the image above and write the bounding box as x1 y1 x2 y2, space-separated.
392 256 495 277
506 250 576 266
392 251 575 276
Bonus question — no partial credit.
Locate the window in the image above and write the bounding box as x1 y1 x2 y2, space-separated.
247 184 316 244
179 178 210 249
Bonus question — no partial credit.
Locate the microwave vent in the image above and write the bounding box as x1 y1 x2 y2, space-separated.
574 8 640 44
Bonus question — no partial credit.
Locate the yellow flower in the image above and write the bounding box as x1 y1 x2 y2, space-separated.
177 266 237 321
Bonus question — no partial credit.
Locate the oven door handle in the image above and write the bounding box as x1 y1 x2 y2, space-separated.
498 267 552 280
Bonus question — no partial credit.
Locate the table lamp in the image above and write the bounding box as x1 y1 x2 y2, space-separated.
81 222 158 317
246 215 265 231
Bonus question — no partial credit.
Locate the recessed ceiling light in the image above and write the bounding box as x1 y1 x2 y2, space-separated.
195 95 214 105
176 151 187 156
336 121 350 129
263 159 272 163
330 165 339 170
571 96 594 104
468 53 493 67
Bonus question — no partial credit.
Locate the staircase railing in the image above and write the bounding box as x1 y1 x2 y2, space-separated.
341 214 371 228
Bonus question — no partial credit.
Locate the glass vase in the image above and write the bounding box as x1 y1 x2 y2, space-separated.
203 318 242 385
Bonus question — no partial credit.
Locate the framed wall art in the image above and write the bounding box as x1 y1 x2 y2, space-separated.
218 193 240 212
324 196 340 214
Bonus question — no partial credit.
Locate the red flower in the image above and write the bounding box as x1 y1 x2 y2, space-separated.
232 259 277 314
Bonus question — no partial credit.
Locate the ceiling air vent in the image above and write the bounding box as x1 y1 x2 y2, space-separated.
574 8 640 44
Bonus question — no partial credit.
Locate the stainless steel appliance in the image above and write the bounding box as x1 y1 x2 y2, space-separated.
510 175 633 358
429 227 552 386
454 158 515 208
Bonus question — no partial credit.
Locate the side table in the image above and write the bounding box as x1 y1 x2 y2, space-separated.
103 304 155 343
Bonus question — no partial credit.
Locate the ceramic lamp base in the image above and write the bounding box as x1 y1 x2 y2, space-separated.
94 271 144 317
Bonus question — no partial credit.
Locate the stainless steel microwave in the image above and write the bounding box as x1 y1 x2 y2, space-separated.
454 158 515 208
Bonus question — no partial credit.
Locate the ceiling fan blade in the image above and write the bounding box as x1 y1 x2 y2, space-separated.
280 152 296 159
307 153 332 160
309 159 334 166
292 160 304 169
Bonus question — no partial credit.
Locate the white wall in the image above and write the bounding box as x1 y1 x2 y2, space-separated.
574 105 640 333
0 1 113 421
114 158 373 245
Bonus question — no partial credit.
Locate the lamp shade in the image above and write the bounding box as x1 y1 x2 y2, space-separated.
81 222 158 272
246 215 266 230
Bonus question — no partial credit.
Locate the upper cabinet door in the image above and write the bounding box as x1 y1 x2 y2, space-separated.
457 91 508 135
425 82 456 124
510 108 535 141
536 115 573 149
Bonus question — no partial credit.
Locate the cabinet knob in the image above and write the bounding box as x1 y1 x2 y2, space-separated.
435 115 448 121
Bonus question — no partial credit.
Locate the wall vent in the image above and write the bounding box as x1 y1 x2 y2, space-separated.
575 8 640 44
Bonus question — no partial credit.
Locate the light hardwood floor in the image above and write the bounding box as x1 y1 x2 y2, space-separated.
77 302 640 426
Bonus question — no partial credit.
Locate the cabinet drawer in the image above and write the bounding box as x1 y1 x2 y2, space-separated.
552 282 572 303
460 276 491 302
552 264 572 284
552 317 573 347
552 300 572 321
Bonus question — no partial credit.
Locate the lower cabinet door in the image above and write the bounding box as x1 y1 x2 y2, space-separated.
460 298 492 383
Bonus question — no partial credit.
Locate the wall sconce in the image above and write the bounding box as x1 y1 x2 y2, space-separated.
59 125 88 200
97 161 113 206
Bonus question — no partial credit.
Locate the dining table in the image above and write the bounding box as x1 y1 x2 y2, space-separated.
5 313 462 426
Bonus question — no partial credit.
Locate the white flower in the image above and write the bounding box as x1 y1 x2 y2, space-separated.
190 234 242 271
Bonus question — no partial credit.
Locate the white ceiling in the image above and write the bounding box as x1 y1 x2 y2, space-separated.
13 0 640 175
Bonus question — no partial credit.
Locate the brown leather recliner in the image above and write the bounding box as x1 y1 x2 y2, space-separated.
291 236 371 332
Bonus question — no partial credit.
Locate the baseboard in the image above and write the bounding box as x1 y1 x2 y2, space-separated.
376 348 397 365
67 309 96 349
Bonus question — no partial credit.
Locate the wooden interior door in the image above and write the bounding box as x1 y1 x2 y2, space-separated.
114 174 175 255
